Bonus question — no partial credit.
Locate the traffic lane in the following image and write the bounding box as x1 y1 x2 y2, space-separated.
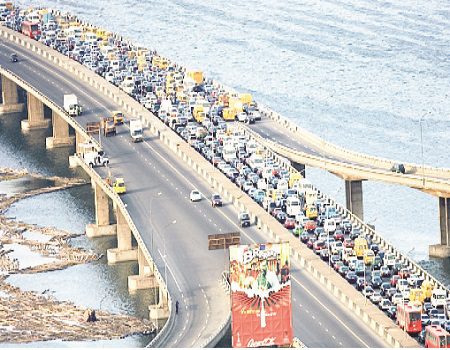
95 139 229 347
132 126 388 347
2 37 386 348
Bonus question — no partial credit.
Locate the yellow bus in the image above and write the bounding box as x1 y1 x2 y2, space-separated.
354 236 368 258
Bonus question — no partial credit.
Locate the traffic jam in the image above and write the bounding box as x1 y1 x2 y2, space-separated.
3 5 450 347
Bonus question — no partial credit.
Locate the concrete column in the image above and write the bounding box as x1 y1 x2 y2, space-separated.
86 181 116 237
0 75 23 114
128 246 157 292
21 92 50 130
46 111 75 148
429 197 450 258
345 179 364 220
106 208 138 263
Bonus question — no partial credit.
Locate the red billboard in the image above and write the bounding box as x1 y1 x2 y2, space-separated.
229 242 292 348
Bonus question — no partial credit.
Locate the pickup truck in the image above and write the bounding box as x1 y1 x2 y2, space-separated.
238 212 251 227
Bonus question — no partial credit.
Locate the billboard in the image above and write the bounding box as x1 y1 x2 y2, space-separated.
229 242 292 348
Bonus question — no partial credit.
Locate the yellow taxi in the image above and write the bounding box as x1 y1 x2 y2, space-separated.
113 178 126 194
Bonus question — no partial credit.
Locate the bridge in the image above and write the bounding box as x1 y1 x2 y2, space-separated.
239 108 450 258
0 21 420 348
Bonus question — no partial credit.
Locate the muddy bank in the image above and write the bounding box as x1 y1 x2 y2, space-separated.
0 170 156 343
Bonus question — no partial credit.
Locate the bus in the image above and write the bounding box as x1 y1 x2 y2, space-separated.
425 325 450 348
396 303 422 334
21 21 40 39
354 236 368 258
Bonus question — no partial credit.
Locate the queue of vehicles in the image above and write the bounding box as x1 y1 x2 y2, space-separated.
4 6 450 346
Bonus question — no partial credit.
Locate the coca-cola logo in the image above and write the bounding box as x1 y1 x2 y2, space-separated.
247 337 276 347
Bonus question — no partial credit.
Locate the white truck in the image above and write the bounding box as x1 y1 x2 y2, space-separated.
130 119 143 143
64 94 82 117
83 151 109 167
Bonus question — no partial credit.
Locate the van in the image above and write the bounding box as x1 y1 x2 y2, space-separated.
384 253 396 268
421 281 434 301
289 172 303 188
305 205 318 219
431 289 447 308
324 218 336 234
286 196 302 217
363 249 375 266
354 236 368 259
355 260 365 276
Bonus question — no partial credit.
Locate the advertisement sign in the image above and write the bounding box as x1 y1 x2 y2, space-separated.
230 242 292 348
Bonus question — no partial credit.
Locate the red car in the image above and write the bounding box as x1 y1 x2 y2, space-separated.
333 229 344 242
304 220 317 232
343 238 354 248
390 275 400 287
306 237 317 249
313 240 325 253
398 268 411 279
284 218 296 229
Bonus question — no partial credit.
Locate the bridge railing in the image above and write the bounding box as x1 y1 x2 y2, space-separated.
239 125 450 297
0 67 100 151
0 66 172 336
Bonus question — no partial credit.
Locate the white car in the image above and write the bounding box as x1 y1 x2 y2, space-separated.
237 112 248 122
391 293 404 305
370 291 382 304
190 189 202 202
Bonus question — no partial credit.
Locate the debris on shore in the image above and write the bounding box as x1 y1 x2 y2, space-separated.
0 169 156 343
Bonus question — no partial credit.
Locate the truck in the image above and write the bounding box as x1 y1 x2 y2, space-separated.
83 150 109 168
102 117 116 137
86 121 101 135
238 211 251 227
130 119 143 142
64 94 82 117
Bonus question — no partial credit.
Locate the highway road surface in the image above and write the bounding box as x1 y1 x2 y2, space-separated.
0 36 387 347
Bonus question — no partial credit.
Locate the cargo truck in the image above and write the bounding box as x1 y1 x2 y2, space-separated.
130 119 143 142
64 94 82 117
102 117 116 137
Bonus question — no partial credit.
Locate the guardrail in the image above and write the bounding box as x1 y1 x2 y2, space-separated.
255 102 450 180
0 67 100 151
239 124 450 298
0 64 172 340
1 24 419 347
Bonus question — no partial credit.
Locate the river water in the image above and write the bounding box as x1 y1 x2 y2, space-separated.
2 0 450 337
0 112 154 347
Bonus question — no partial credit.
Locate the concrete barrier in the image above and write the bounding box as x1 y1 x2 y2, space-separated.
0 24 419 347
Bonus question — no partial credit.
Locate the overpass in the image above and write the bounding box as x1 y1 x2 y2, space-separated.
0 27 400 347
240 108 450 258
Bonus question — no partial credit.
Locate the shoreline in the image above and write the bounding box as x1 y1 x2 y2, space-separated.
0 167 156 344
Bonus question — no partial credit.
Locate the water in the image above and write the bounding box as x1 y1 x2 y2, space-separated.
7 0 450 311
0 112 153 347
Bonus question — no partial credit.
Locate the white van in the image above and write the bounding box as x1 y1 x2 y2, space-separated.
286 197 302 217
324 218 336 234
431 289 447 308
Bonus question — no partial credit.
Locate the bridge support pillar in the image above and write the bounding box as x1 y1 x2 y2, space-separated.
149 282 170 327
128 246 157 292
21 92 50 130
345 179 364 220
429 197 450 258
46 111 75 148
107 208 137 263
0 75 23 114
292 162 305 177
86 182 116 238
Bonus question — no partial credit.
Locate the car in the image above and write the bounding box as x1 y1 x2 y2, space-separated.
371 276 383 289
423 302 433 314
385 287 398 300
113 178 126 194
370 291 382 304
211 193 223 207
190 189 202 202
304 220 317 232
390 275 400 287
397 279 409 292
10 53 18 62
429 308 440 318
306 237 316 249
319 248 330 261
338 265 349 277
345 271 357 284
421 314 431 327
284 217 296 230
379 298 392 311
380 282 391 296
300 232 310 243
342 220 352 234
356 277 368 291
386 305 397 320
313 240 325 254
333 229 344 242
238 212 251 227
399 268 411 279
349 228 361 240
362 286 374 298
380 266 391 278
343 238 354 249
391 163 406 174
417 329 426 344
391 293 404 305
369 243 379 255
276 211 287 224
